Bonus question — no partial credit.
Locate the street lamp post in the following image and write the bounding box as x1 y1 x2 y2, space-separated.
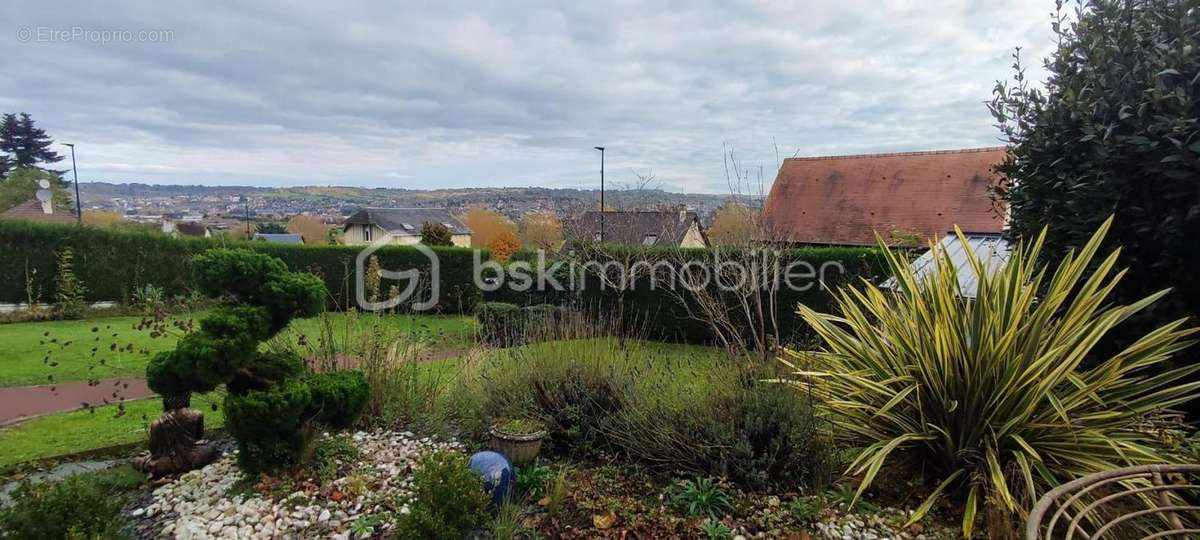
594 146 605 243
240 195 250 237
63 143 81 224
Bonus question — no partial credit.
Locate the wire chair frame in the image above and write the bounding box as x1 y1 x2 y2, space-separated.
1027 465 1200 540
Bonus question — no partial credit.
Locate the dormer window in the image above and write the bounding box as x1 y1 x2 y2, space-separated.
401 223 414 231
642 234 658 246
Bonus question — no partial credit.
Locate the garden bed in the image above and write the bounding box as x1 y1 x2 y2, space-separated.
127 431 462 539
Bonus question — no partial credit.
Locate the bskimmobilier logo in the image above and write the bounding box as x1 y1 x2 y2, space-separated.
355 234 440 312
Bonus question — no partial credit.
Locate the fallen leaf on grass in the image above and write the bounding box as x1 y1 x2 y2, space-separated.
593 510 618 529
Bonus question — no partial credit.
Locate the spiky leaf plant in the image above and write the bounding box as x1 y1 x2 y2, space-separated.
785 217 1200 536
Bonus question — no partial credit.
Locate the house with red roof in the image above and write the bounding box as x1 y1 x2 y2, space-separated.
760 147 1007 246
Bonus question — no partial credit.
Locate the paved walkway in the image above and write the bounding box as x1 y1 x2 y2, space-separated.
0 378 154 426
0 348 467 426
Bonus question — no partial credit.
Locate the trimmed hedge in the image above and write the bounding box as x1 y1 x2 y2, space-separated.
475 301 574 346
485 246 889 346
0 220 483 313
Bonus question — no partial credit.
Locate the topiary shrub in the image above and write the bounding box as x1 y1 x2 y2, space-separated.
140 248 368 475
394 450 489 540
475 301 522 346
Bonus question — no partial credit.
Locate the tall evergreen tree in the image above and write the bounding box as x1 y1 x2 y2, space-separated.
0 114 16 179
0 113 65 179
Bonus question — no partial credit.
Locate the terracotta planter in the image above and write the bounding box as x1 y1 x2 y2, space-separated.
489 425 548 466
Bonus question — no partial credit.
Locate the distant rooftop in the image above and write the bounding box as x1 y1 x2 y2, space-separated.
1 198 76 224
343 207 470 236
253 233 305 244
762 147 1007 246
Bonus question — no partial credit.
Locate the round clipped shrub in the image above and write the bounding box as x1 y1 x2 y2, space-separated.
307 371 370 429
226 350 305 394
224 379 315 474
262 271 326 331
193 248 288 302
475 301 522 346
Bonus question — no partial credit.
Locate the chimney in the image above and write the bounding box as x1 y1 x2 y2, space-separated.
35 181 54 214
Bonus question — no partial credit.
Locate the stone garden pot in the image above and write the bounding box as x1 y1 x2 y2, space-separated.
489 422 548 467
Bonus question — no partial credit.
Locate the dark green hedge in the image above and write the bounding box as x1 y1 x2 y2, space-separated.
0 220 483 313
485 245 888 346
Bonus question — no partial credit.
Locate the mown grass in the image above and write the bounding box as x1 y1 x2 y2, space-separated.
0 312 475 387
0 392 225 470
0 332 723 471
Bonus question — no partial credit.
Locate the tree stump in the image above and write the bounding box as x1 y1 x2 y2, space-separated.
133 408 219 477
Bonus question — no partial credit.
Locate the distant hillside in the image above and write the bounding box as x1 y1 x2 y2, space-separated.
78 182 746 221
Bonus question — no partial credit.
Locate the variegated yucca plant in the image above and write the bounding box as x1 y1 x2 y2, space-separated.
784 217 1200 537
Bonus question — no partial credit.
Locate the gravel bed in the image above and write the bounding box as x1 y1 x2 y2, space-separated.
124 430 462 540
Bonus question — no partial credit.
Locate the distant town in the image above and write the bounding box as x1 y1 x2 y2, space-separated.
75 182 736 232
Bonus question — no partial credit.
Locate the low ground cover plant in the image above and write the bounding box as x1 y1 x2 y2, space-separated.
394 450 490 540
666 477 733 519
0 465 145 539
789 218 1200 536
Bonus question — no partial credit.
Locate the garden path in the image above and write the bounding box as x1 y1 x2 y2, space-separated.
0 348 466 426
0 377 153 426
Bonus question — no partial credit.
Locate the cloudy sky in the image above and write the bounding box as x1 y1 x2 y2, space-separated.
1 1 1055 193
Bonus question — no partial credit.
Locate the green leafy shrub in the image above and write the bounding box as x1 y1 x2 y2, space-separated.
147 248 368 474
0 466 144 539
700 519 734 540
224 379 316 473
394 451 489 540
666 477 733 520
605 364 831 489
306 371 370 429
53 246 87 319
131 283 165 312
307 433 360 485
788 495 823 523
791 219 1200 536
515 462 553 499
990 0 1200 420
475 301 522 346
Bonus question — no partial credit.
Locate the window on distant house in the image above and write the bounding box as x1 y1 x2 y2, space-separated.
642 234 658 246
363 224 373 242
401 223 414 231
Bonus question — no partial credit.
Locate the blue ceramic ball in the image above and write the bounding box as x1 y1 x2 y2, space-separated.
469 450 516 506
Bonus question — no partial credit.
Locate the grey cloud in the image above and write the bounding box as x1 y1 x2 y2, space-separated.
1 0 1055 192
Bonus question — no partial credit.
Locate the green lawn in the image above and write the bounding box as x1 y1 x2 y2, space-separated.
0 336 725 471
0 312 475 387
0 392 224 470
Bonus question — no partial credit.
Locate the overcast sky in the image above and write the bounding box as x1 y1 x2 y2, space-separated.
1 1 1055 193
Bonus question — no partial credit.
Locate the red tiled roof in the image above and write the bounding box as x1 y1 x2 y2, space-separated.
761 147 1007 246
1 198 76 224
